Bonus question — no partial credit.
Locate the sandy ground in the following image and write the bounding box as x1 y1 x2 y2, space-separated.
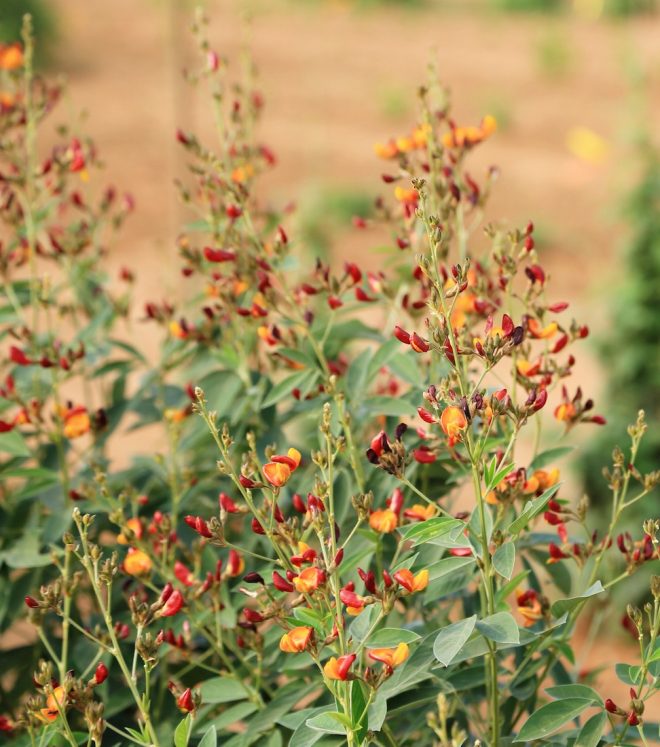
6 0 660 712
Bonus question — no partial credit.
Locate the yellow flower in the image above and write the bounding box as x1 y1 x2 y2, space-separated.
566 126 609 165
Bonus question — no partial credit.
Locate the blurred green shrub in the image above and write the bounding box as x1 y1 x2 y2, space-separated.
580 144 660 525
297 185 374 257
0 0 56 65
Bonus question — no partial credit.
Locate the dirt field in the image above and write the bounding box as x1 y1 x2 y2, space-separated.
19 0 660 707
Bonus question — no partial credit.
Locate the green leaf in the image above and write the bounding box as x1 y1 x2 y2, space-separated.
174 714 192 747
398 517 464 547
507 484 561 536
198 725 218 747
368 628 422 647
361 395 415 417
0 430 30 457
433 615 477 667
476 612 520 645
305 712 349 735
551 581 605 617
351 680 369 744
492 543 515 580
261 370 317 409
200 676 249 704
486 461 515 492
528 446 574 472
575 711 607 747
514 699 593 742
386 351 422 385
546 683 603 705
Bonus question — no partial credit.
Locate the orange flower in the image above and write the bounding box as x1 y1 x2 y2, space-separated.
264 448 301 487
169 320 188 339
164 408 188 423
323 653 356 681
516 359 541 377
554 403 576 422
39 686 66 722
524 468 559 494
516 589 543 627
403 504 436 522
279 626 313 653
124 548 152 576
450 292 476 328
440 406 467 446
369 508 398 533
263 462 291 487
527 318 558 339
394 186 418 205
368 642 409 669
61 405 90 439
231 164 255 183
442 115 496 149
374 140 398 159
293 567 326 593
117 517 143 545
0 43 24 71
393 568 429 593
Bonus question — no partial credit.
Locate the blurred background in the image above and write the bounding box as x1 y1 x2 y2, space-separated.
1 0 659 693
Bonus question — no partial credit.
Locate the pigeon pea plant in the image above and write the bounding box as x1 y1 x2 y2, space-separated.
1 11 659 747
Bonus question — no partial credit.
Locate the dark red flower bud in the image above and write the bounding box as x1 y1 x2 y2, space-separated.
251 517 265 535
410 333 430 353
176 688 195 713
272 571 295 592
204 247 236 263
382 570 393 588
605 698 618 713
160 589 184 617
219 492 239 513
243 608 264 624
94 663 109 685
244 572 264 584
225 204 242 219
544 511 563 526
417 407 436 424
393 326 411 345
184 515 212 538
627 711 640 726
24 596 39 609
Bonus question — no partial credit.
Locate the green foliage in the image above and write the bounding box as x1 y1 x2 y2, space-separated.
581 145 660 526
0 0 56 65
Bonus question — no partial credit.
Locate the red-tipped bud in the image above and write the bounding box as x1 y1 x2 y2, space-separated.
176 688 195 713
25 596 39 609
94 663 109 685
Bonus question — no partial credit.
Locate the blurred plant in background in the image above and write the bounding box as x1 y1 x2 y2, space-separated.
0 0 56 66
580 142 660 531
